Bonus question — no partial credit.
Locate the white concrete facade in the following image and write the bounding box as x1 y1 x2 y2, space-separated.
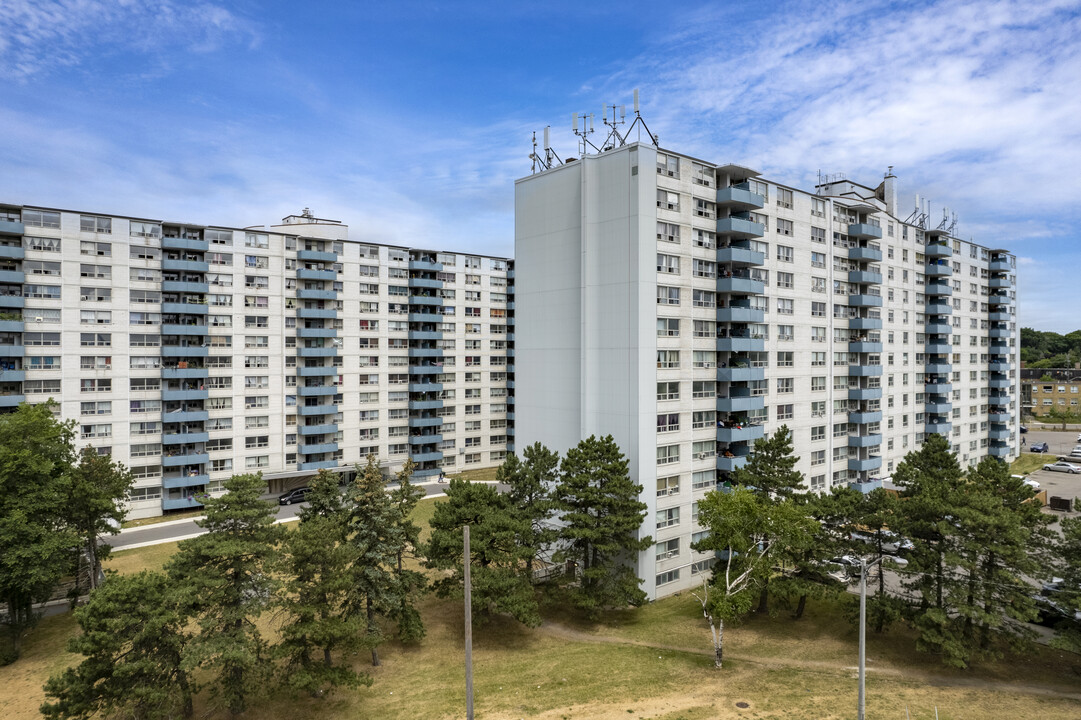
515 143 1019 599
0 205 514 519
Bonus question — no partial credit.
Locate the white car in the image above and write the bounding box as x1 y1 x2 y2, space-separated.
1023 478 1041 490
850 529 914 554
1043 461 1081 474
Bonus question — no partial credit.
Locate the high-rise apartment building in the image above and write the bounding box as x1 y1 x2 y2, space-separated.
515 142 1019 599
0 205 514 519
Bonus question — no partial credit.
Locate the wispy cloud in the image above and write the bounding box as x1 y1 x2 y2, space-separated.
0 0 258 79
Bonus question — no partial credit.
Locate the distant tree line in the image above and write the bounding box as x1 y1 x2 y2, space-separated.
1021 327 1081 368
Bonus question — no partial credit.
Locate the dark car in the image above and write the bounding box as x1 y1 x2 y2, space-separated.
1019 426 1028 434
1030 442 1049 453
278 487 311 505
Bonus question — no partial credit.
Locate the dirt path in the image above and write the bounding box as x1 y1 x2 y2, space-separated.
536 621 1081 701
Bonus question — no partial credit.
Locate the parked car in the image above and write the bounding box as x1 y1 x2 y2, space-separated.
1030 442 1050 453
850 529 914 554
278 486 311 505
1043 461 1081 474
826 555 861 582
1019 426 1028 434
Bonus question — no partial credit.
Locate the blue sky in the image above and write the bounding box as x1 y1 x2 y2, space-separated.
1 0 1079 331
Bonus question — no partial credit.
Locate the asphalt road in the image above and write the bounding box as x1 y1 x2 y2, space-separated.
111 479 503 551
1021 428 1081 458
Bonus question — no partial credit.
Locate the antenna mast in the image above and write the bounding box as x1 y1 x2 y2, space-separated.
573 112 600 156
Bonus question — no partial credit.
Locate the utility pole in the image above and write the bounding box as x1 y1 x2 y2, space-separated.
464 525 474 720
858 555 884 720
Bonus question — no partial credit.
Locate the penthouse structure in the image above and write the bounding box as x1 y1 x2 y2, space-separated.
515 141 1019 599
0 205 514 519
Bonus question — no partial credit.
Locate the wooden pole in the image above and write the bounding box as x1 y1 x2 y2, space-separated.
464 525 474 720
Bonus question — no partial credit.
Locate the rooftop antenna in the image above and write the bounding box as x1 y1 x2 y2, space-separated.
529 126 562 173
624 88 659 147
573 112 601 156
601 103 627 150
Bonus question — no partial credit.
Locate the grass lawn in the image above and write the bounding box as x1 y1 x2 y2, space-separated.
4 502 1081 720
1011 453 1053 476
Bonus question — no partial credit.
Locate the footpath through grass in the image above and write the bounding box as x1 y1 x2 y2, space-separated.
4 498 1081 720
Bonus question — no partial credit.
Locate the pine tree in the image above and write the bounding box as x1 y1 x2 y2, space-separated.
0 402 79 664
425 478 540 626
388 459 427 643
41 571 194 720
553 435 652 618
498 442 559 582
278 468 369 696
1053 516 1081 653
850 487 907 633
345 456 401 666
166 472 283 716
729 425 804 614
65 446 134 596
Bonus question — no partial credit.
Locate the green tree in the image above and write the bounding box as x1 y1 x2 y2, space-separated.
426 478 540 626
498 442 560 582
692 487 816 667
729 425 804 614
167 473 283 716
346 456 402 666
277 468 369 697
388 459 427 643
1052 516 1081 653
65 446 134 596
41 571 194 720
0 402 79 663
553 435 652 618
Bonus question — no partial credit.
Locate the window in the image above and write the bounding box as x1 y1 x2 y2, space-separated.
80 215 111 233
657 413 680 433
777 404 793 420
657 444 680 466
777 272 793 288
657 317 679 337
692 381 716 398
776 219 793 236
657 350 679 369
811 251 826 268
657 221 680 243
657 152 680 178
776 187 793 209
776 298 793 315
656 507 680 529
657 253 680 274
692 289 715 308
656 538 680 560
776 351 793 367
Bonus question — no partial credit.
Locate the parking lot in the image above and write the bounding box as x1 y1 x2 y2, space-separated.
1017 430 1081 522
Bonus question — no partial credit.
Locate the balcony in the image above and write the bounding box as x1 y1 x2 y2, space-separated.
925 282 952 296
408 364 442 375
162 451 209 467
299 422 338 435
163 431 210 445
161 367 209 380
848 410 883 424
989 276 1011 289
161 280 210 294
162 388 208 402
161 345 208 357
925 421 952 435
716 276 764 295
925 263 952 278
0 320 22 333
297 326 337 338
848 294 883 307
989 412 1012 423
847 364 883 377
410 450 443 463
298 346 338 357
0 219 25 236
408 399 443 411
988 310 1010 322
988 444 1011 458
299 460 339 472
925 402 953 414
924 362 952 375
298 288 337 301
409 295 443 307
299 366 336 377
715 185 765 210
925 322 951 335
988 326 1010 339
716 306 765 323
716 424 765 444
717 395 765 413
716 217 765 239
926 301 952 315
408 347 444 358
409 416 443 428
716 337 765 353
989 258 1011 273
408 259 443 272
989 343 1010 356
848 387 882 401
408 434 443 446
408 330 442 341
988 378 1011 389
162 496 205 510
717 454 750 472
988 293 1010 305
924 382 952 394
848 270 883 285
716 246 765 266
0 393 25 407
408 382 443 392
848 246 883 262
0 369 25 382
926 242 952 258
162 236 209 252
848 317 882 331
161 323 208 336
0 270 25 284
298 403 335 416
161 258 209 273
924 342 952 355
989 428 1012 441
849 341 883 354
0 296 23 309
408 277 442 290
163 409 208 423
989 391 1011 404
297 268 336 282
848 456 882 472
989 361 1011 372
849 434 882 448
299 385 337 396
716 366 765 383
0 245 24 260
847 223 882 239
298 249 338 263
408 312 443 323
297 307 337 319
163 474 209 490
300 442 339 455
161 302 209 315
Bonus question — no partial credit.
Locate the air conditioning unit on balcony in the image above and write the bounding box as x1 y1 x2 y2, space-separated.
666 551 677 558
695 453 706 460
